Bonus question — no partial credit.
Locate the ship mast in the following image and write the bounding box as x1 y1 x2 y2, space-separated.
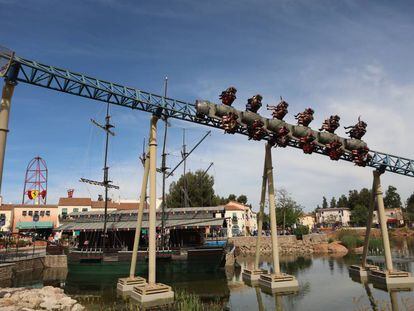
80 103 119 252
160 77 169 248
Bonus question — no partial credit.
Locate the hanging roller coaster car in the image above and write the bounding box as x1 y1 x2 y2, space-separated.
219 86 237 106
295 108 314 126
344 117 367 140
195 96 370 166
267 97 289 120
325 140 344 160
273 126 291 147
246 94 263 113
222 112 239 134
320 115 340 133
247 119 267 141
299 133 316 154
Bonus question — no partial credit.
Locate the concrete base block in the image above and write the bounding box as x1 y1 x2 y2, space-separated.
130 283 174 308
117 276 147 293
259 273 299 294
349 264 379 278
369 270 414 291
242 269 267 283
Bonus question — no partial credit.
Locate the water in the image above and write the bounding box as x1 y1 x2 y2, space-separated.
9 239 414 310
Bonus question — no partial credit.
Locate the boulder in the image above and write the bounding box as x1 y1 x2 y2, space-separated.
313 243 329 253
0 286 84 311
328 242 348 255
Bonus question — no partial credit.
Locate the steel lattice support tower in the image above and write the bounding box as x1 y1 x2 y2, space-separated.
22 156 48 205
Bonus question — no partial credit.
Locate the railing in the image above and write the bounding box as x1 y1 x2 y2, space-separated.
0 244 46 263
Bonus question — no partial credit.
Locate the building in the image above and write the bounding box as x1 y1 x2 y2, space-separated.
11 204 59 238
299 213 315 230
316 207 351 227
0 193 165 235
224 201 257 237
57 206 226 249
373 208 404 228
58 197 92 219
0 204 13 233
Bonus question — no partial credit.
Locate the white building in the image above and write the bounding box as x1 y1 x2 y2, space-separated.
372 208 404 228
224 201 257 237
316 207 351 227
0 204 13 232
299 214 315 230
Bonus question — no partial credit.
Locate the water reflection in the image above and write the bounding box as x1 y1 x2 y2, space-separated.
8 238 414 310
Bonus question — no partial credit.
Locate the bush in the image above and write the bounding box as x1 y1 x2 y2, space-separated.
336 229 359 241
328 238 334 243
340 235 363 249
368 238 383 252
336 230 363 249
293 225 309 239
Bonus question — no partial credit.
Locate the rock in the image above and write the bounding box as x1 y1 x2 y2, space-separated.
328 242 348 255
313 243 329 253
71 304 85 311
0 286 84 311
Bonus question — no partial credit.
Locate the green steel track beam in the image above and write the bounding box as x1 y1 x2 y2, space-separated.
1 52 414 178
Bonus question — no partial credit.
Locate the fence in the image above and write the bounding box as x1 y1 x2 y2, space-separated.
0 241 46 263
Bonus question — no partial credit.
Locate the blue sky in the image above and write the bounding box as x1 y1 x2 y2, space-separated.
1 0 414 211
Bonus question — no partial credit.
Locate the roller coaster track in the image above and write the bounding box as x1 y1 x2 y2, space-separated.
2 53 414 177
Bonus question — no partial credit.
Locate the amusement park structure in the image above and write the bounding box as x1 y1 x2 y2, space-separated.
1 46 414 304
22 156 48 205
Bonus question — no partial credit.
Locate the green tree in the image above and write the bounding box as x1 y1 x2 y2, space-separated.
351 204 368 226
166 170 219 208
337 195 348 208
347 189 370 210
275 189 303 232
384 185 402 209
358 188 371 208
322 196 328 209
348 190 359 210
228 194 237 201
236 195 248 204
405 192 414 223
330 197 336 208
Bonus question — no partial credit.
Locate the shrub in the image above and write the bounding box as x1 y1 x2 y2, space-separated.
293 225 309 239
337 230 364 249
340 235 362 249
368 238 383 252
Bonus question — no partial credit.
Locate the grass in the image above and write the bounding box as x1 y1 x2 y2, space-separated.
335 229 364 249
174 290 223 311
98 290 224 311
334 229 384 252
368 237 383 253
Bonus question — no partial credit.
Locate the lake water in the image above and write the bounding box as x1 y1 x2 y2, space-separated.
9 238 414 310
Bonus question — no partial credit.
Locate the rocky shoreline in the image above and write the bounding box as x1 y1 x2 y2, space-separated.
0 286 84 311
230 234 348 257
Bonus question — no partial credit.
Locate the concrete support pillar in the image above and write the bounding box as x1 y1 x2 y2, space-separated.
255 286 265 311
254 145 268 270
374 170 393 272
129 151 150 278
265 144 280 274
389 291 399 311
148 116 158 284
0 82 15 195
361 172 378 268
